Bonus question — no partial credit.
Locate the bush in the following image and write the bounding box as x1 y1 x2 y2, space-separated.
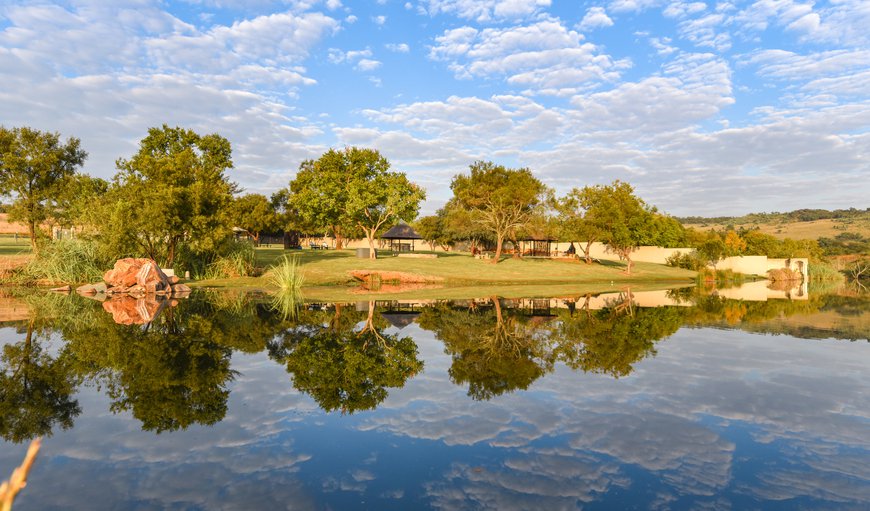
17 238 107 284
267 255 304 291
267 256 305 320
808 260 845 282
200 240 255 279
666 251 704 271
767 268 802 282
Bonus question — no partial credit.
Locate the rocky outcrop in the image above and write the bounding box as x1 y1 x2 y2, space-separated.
76 258 189 297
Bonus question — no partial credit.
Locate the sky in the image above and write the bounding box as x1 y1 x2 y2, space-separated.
1 0 868 216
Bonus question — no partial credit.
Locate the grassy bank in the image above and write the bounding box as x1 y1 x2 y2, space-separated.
198 248 696 300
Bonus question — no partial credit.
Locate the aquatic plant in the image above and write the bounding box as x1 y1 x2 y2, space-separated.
267 256 305 320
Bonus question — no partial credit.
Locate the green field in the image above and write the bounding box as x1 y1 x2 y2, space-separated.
0 234 32 256
197 247 697 300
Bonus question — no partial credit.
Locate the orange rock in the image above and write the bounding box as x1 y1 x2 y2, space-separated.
101 296 162 325
103 258 171 292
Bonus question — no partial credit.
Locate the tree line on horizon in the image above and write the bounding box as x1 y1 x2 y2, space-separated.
0 125 829 277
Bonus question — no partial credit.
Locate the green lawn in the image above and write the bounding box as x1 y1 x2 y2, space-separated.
199 247 696 301
0 234 32 256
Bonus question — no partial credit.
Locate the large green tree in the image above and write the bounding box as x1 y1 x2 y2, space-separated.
289 147 425 257
105 125 236 268
0 126 87 251
414 210 455 251
450 161 547 263
230 193 278 243
555 188 606 264
578 181 658 275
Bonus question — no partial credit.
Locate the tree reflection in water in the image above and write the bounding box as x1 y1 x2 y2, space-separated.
268 302 423 414
418 297 556 400
553 290 686 378
0 286 865 439
0 318 81 443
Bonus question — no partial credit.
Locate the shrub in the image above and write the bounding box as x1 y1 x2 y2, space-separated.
767 268 802 282
666 251 706 271
267 255 304 291
267 256 305 320
17 238 107 284
808 260 845 282
201 240 255 279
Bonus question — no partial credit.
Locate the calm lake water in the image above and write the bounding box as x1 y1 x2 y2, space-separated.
1 283 868 510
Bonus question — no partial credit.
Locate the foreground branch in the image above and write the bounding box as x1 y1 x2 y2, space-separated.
0 438 42 511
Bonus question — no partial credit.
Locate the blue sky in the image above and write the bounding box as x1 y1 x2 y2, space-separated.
1 0 868 215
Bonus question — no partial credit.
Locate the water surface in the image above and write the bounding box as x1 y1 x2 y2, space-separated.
1 284 868 510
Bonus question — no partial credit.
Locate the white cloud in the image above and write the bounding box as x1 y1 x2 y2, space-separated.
421 0 552 22
385 42 410 52
662 1 707 18
356 58 383 71
373 14 387 25
608 0 665 13
429 19 631 96
578 7 614 31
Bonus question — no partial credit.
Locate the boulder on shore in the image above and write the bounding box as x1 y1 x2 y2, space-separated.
104 258 171 291
75 258 190 299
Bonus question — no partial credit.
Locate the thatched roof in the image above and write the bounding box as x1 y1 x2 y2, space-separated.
381 312 420 329
381 223 422 240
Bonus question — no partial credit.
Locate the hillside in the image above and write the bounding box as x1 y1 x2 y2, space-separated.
679 208 870 241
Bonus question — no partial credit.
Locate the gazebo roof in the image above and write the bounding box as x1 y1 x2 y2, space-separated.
381 312 420 329
381 223 422 240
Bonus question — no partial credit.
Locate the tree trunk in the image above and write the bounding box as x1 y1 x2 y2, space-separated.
490 235 504 264
625 255 633 275
167 240 177 268
333 226 344 250
583 241 593 264
511 235 521 259
367 231 377 259
27 221 38 254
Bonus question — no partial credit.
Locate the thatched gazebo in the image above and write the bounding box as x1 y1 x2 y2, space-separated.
381 223 423 252
518 236 558 257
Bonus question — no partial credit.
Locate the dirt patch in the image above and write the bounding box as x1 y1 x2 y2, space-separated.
0 255 32 280
349 270 444 284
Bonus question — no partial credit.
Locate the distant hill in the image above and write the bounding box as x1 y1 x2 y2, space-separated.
678 208 870 242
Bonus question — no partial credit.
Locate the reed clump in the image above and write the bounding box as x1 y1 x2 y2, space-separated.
268 256 305 320
14 239 105 284
201 241 255 279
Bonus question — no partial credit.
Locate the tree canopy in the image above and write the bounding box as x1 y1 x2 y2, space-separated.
230 193 279 242
102 125 236 269
451 161 547 263
0 126 87 251
288 147 424 257
572 181 659 275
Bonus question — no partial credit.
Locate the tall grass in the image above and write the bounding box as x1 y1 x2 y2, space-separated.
267 255 305 291
808 260 845 282
201 241 255 279
17 238 106 284
267 256 305 320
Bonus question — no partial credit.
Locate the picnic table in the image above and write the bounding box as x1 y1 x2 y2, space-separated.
309 242 329 250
